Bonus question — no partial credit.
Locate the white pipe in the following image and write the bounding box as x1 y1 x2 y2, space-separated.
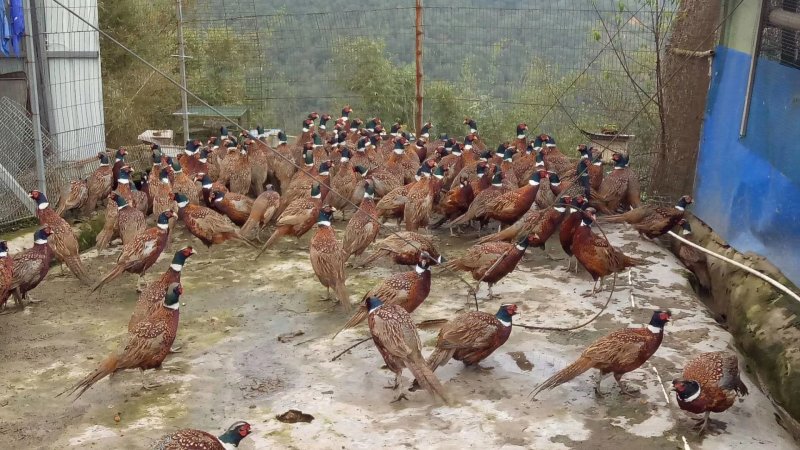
668 231 800 303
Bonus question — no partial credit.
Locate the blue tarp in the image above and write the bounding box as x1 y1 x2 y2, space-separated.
696 45 800 285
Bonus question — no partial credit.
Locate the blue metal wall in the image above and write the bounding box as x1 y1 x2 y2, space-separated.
696 45 800 285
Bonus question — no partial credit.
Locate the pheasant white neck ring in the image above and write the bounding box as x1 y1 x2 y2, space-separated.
0 251 6 257
498 318 511 327
646 324 662 334
170 264 183 272
317 220 331 227
415 264 427 274
177 200 189 208
157 222 170 230
683 388 701 402
674 205 685 211
164 301 180 310
34 238 48 245
38 202 50 210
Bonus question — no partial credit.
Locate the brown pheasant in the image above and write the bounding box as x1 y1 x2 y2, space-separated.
531 310 672 398
673 351 749 435
62 283 184 398
240 185 281 242
365 297 450 403
4 227 54 308
256 184 323 257
600 195 693 239
442 237 530 298
209 190 253 226
56 179 88 217
174 194 255 249
28 190 92 285
151 421 252 450
109 192 147 245
128 247 195 332
337 251 439 334
342 181 380 259
309 205 350 310
358 231 442 267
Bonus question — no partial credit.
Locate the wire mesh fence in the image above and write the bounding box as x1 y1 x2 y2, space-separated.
2 0 677 228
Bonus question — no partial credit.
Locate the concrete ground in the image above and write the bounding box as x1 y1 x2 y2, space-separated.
0 220 796 449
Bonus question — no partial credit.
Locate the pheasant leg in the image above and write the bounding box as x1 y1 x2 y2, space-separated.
594 372 611 396
615 375 640 396
390 375 408 403
140 370 161 390
693 412 711 435
383 373 401 390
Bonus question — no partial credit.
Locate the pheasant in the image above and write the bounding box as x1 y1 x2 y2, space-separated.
358 231 442 267
571 209 649 296
578 145 603 193
309 205 350 310
266 131 297 193
227 141 253 195
240 185 281 242
477 195 572 249
4 227 54 309
95 194 120 251
403 165 445 231
433 178 474 235
111 147 128 191
512 145 545 187
443 170 507 232
328 147 360 216
256 184 323 257
590 153 634 214
442 236 530 298
55 179 88 217
337 251 439 334
151 168 177 218
109 192 147 245
63 283 184 398
426 303 518 373
513 123 529 152
673 351 749 435
242 136 268 196
480 169 547 228
91 211 174 292
531 310 672 398
600 195 694 239
559 195 591 272
169 160 201 206
174 193 254 249
196 172 227 206
0 241 11 310
28 190 92 285
365 297 450 403
116 166 149 215
342 181 380 259
209 190 253 226
129 246 196 332
151 421 252 449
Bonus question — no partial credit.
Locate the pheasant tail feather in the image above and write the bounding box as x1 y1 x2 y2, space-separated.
530 356 594 399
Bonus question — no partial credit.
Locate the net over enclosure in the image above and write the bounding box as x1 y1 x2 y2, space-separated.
182 0 667 176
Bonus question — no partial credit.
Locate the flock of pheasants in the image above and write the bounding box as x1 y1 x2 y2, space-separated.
0 107 750 448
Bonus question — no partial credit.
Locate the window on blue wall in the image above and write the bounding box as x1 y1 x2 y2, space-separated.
761 0 800 70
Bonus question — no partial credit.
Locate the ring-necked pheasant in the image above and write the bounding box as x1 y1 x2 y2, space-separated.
530 310 672 398
673 351 749 435
600 195 693 239
151 421 252 449
442 236 530 298
109 192 147 245
62 283 184 398
558 195 591 272
358 231 442 267
590 153 634 214
209 190 253 226
28 190 93 285
128 247 196 332
240 184 281 242
477 194 571 248
337 251 439 335
426 304 518 374
365 297 450 404
309 205 350 310
111 147 127 191
91 211 174 292
174 193 255 249
4 227 54 309
57 179 88 216
342 181 380 260
169 160 201 206
571 208 649 296
256 184 323 257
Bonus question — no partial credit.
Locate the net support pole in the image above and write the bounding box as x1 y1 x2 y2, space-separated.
414 0 424 135
23 0 47 194
176 0 190 144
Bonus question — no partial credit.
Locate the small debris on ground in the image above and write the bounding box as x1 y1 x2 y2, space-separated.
276 409 314 423
277 330 304 343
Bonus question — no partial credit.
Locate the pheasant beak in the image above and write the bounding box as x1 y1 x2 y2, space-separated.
190 248 197 255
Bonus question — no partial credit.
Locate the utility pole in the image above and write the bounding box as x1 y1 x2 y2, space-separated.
176 0 190 144
23 0 47 194
414 0 424 135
